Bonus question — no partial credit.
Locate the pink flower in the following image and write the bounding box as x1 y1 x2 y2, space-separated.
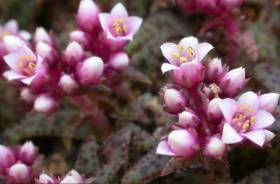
37 173 55 184
204 135 226 160
108 52 130 71
64 42 85 67
163 88 186 114
34 94 57 115
99 3 142 42
160 36 213 88
219 67 246 97
259 93 280 113
156 129 199 157
18 141 38 165
178 110 199 128
34 27 55 47
75 56 104 86
205 58 224 82
3 45 48 86
0 145 16 174
207 98 223 122
0 20 31 41
60 170 83 184
59 74 79 94
219 91 277 146
76 0 100 33
69 30 91 49
7 163 31 184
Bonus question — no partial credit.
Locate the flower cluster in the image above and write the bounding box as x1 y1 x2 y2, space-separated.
36 169 95 184
0 142 38 184
0 0 142 115
156 36 279 160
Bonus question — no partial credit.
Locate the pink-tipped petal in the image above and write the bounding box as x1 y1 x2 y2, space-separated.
99 13 111 32
196 42 214 61
127 16 142 35
259 93 279 113
219 98 238 122
252 110 275 129
3 35 25 53
160 43 179 64
156 141 175 156
264 130 275 143
238 91 259 113
3 70 25 81
222 123 243 144
111 3 128 17
179 36 198 48
243 130 265 147
161 63 179 74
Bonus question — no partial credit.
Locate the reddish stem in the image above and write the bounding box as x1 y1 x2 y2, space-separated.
70 95 113 138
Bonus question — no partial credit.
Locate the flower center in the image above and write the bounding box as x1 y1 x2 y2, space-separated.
18 55 36 76
231 105 256 133
112 18 128 36
172 46 195 64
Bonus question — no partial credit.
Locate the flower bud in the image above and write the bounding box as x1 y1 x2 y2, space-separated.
3 35 25 53
220 0 243 10
163 88 186 114
59 74 79 94
69 30 90 49
207 98 223 122
34 94 57 115
0 145 16 174
64 42 85 67
18 141 38 165
206 58 223 82
34 27 55 47
204 136 226 160
20 88 36 103
77 0 100 33
108 52 130 71
36 42 58 65
76 57 104 86
178 111 199 127
259 93 279 113
61 170 83 184
167 129 199 157
219 67 246 97
38 173 55 184
8 163 31 184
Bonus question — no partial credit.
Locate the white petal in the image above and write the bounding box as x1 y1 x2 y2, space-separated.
156 141 175 156
238 91 259 113
161 63 179 74
243 130 265 147
111 3 128 17
179 36 198 48
252 110 275 129
196 42 214 61
222 123 243 144
219 98 238 122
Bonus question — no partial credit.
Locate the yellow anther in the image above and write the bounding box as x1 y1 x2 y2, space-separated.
187 47 194 58
113 18 128 35
241 105 248 111
172 53 180 60
243 122 250 129
18 61 24 68
180 57 187 63
248 109 254 114
237 114 244 120
28 62 36 70
178 46 183 52
250 117 257 124
20 55 34 62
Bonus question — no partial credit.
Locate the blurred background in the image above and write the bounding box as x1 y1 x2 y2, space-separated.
0 0 280 183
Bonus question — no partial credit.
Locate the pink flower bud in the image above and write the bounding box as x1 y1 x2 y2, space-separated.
38 173 55 184
36 42 57 65
59 74 79 94
7 163 31 184
0 145 16 174
204 136 226 160
18 141 38 165
3 35 25 53
20 88 36 103
76 57 104 86
64 42 85 67
34 27 55 47
259 93 279 113
156 129 199 157
207 98 223 122
220 0 243 10
219 67 246 97
206 58 223 82
178 111 199 127
77 0 100 33
163 88 186 114
61 170 83 184
108 52 130 71
34 94 57 115
69 30 90 49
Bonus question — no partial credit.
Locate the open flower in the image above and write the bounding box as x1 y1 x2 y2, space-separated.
160 36 213 88
156 129 199 157
99 3 142 42
3 45 48 85
219 91 278 147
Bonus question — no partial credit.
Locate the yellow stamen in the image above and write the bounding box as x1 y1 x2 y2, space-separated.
178 46 183 52
250 117 257 124
187 47 194 58
20 55 34 62
172 53 180 60
243 121 250 129
241 105 248 111
180 57 187 63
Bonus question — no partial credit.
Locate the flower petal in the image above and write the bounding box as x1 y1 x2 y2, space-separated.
179 36 198 48
126 16 142 35
160 42 179 65
259 93 279 113
222 123 243 144
196 43 214 61
156 141 175 156
252 110 275 129
219 98 238 122
264 130 275 143
21 76 36 85
238 91 259 113
243 129 265 147
99 13 111 32
161 63 179 74
111 3 128 17
3 70 25 81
